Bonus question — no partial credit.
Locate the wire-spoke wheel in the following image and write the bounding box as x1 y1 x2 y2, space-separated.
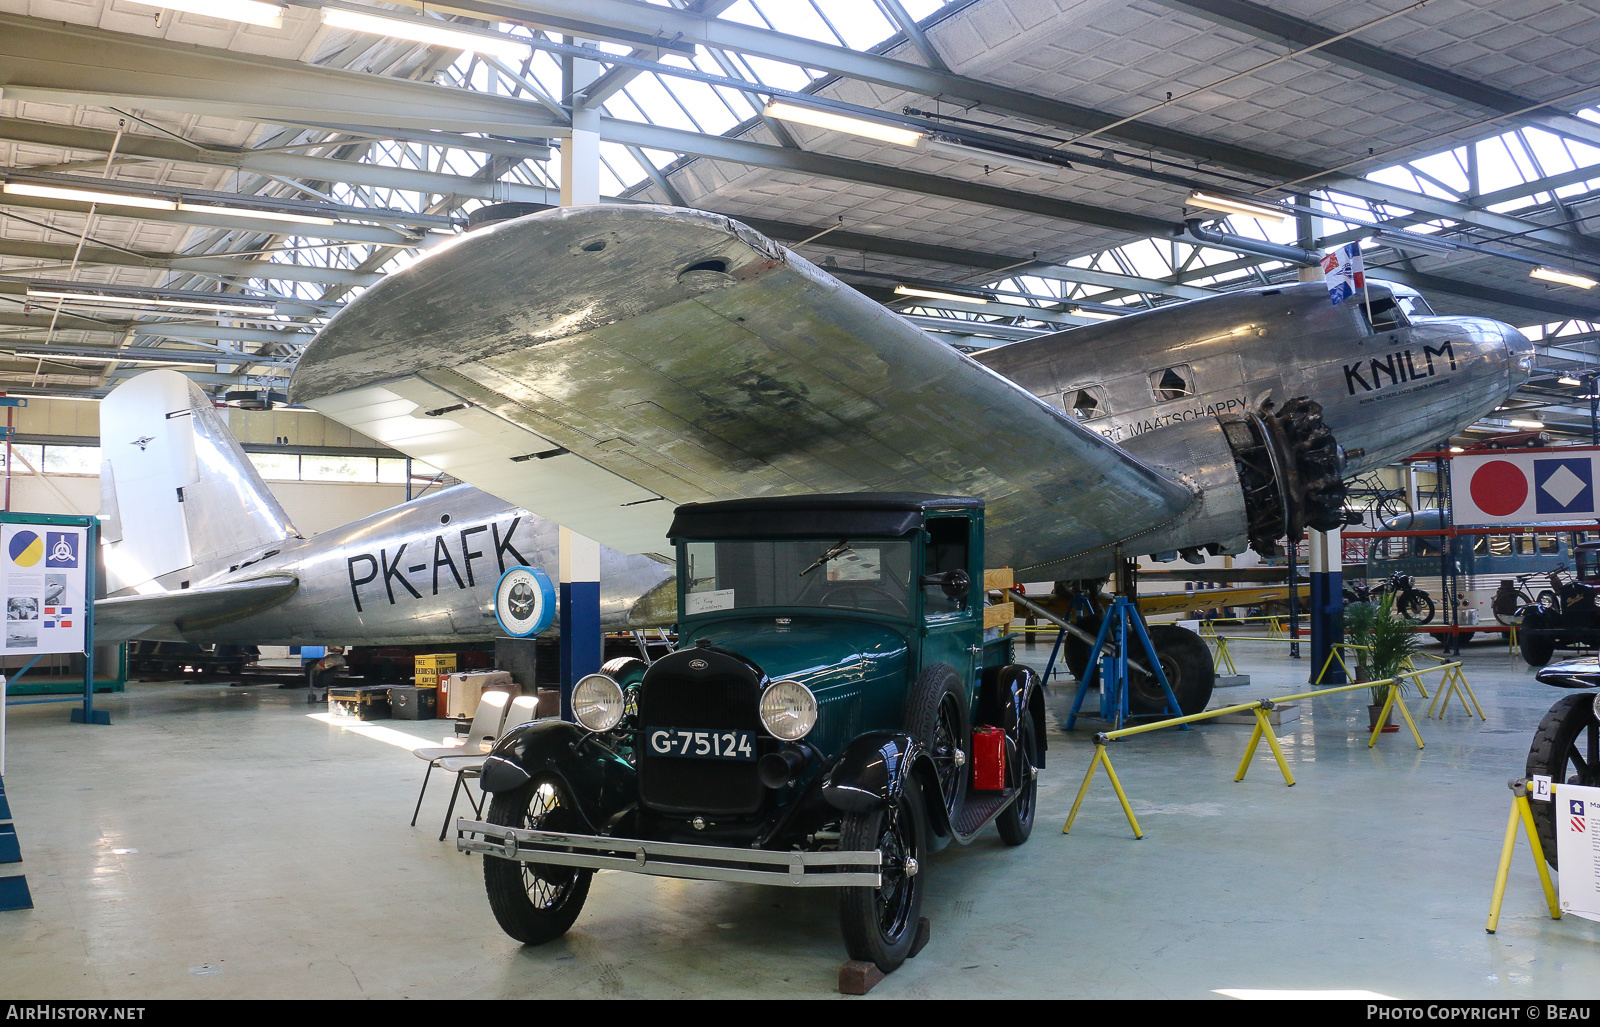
995 706 1039 846
482 774 593 944
839 777 928 973
1525 693 1600 868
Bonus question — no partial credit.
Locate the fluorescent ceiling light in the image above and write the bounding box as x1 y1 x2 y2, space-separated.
26 288 277 316
1509 419 1546 429
3 182 177 211
922 138 1061 174
1372 229 1457 257
893 285 986 304
176 202 336 227
1185 190 1287 224
9 350 218 369
1071 307 1120 321
1449 446 1465 453
1560 376 1583 386
321 7 531 62
126 0 284 28
763 102 923 147
1531 266 1598 289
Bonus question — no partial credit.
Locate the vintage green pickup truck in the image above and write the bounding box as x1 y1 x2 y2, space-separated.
457 493 1044 972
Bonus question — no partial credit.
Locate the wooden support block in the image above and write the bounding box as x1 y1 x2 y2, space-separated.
983 567 1014 590
983 602 1015 629
839 960 885 995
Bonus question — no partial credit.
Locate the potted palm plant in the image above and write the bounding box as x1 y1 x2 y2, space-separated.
1351 592 1423 731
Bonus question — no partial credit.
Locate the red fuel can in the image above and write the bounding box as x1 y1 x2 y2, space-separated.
972 726 1006 791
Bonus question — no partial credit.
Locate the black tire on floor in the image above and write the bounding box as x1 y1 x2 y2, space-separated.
1127 624 1216 717
995 702 1039 846
902 663 969 815
482 774 594 944
1521 630 1557 667
1065 615 1103 682
1524 693 1600 868
838 775 929 973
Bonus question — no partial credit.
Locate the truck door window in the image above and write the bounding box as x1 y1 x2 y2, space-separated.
1149 366 1193 402
923 518 970 618
1066 386 1106 421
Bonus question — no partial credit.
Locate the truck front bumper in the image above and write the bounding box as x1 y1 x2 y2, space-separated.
456 819 881 887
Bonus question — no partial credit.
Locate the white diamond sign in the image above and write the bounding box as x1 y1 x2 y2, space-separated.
1541 464 1587 508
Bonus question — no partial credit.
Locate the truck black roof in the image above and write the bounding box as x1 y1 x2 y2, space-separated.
668 492 983 541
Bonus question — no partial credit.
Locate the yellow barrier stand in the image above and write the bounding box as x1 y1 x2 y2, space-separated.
1232 678 1376 784
1368 671 1426 749
1508 625 1519 657
1062 739 1144 839
1208 632 1238 675
1266 617 1285 639
1232 702 1297 786
1486 778 1561 933
1312 643 1366 685
1427 661 1485 720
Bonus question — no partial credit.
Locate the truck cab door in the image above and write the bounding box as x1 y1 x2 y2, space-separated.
919 515 981 690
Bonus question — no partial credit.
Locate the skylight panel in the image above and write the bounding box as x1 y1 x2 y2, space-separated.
812 0 895 50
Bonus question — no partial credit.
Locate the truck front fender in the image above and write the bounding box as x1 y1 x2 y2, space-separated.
821 731 949 837
480 719 636 833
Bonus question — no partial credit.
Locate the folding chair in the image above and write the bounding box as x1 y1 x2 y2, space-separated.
430 694 539 841
410 690 510 831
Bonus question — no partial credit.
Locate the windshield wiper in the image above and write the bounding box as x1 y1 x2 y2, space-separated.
799 539 852 577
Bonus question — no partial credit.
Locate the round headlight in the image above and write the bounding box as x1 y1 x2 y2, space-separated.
759 679 817 741
572 674 624 732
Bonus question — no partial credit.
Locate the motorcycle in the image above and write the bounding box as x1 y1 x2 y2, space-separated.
1343 571 1435 624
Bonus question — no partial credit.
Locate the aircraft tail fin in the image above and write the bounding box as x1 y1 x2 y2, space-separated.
100 370 300 593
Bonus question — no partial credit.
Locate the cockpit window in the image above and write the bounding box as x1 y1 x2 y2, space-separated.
1066 386 1107 421
1395 293 1435 318
1363 295 1410 333
1149 366 1194 402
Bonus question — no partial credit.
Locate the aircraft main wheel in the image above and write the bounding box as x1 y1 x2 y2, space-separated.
1127 624 1215 717
1064 615 1102 682
995 705 1039 846
1524 693 1600 868
903 665 968 816
482 775 593 945
838 776 928 973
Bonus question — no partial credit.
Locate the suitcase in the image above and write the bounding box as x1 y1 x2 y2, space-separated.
388 685 437 720
328 685 391 721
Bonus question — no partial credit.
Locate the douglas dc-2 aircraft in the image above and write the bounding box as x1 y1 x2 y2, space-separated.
93 370 675 645
287 205 1531 585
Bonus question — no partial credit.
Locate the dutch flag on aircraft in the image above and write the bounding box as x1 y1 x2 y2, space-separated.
1321 242 1364 306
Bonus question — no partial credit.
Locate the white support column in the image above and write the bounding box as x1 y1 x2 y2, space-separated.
557 42 603 712
561 38 601 207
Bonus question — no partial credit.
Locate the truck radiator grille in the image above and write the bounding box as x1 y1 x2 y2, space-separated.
637 670 764 815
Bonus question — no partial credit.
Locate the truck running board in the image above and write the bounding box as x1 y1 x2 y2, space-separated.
457 819 883 887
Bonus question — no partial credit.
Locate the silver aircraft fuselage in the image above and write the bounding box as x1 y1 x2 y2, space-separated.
154 485 675 646
976 280 1531 477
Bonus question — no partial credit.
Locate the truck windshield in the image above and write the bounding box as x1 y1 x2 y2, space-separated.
683 539 915 618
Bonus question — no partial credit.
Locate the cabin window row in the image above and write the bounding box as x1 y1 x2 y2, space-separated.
1064 364 1195 421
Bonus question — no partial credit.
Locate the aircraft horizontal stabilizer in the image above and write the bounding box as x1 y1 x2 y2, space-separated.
95 574 298 644
293 206 1195 570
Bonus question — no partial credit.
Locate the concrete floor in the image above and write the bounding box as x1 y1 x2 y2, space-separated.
1 638 1597 999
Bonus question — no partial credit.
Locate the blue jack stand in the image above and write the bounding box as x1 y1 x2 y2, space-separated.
1064 595 1185 731
0 774 32 911
1041 592 1098 685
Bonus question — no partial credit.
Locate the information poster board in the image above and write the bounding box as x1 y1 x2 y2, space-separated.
1557 781 1600 924
0 524 87 656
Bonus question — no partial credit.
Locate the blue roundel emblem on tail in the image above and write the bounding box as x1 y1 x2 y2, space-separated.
494 566 555 637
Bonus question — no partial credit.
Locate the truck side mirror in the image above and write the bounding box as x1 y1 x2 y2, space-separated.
920 568 970 601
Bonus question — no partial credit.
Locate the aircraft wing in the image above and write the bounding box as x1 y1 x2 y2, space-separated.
291 205 1196 571
95 574 299 643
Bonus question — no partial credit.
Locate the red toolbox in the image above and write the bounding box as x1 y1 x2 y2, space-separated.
972 726 1006 791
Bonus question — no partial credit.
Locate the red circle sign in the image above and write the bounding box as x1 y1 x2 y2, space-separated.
1470 460 1528 517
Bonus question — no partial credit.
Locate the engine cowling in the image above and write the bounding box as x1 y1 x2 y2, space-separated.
1220 397 1348 558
